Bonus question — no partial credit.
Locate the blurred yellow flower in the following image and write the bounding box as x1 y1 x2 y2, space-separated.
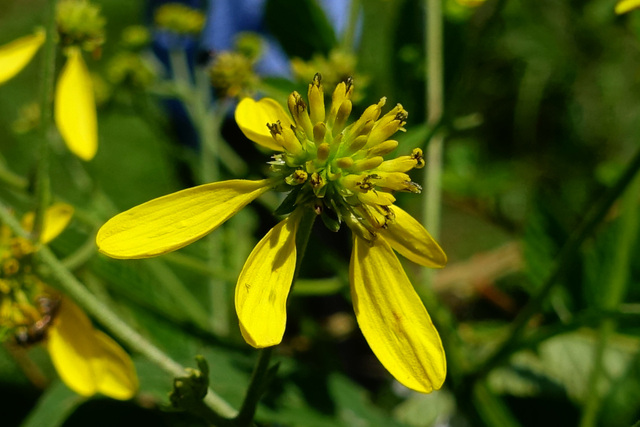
0 0 103 161
1 204 138 399
616 0 640 14
96 75 447 393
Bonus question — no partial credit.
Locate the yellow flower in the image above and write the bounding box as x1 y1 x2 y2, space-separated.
96 75 448 393
0 1 102 160
1 204 137 399
616 0 640 14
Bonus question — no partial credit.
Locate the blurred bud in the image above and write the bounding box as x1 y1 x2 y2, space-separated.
120 25 151 51
56 0 106 53
107 52 155 89
154 3 205 36
208 51 258 99
234 32 264 62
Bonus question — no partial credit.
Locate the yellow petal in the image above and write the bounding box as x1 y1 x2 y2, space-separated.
54 47 97 161
380 206 447 268
97 179 272 259
21 203 74 244
235 97 293 151
350 236 446 393
91 330 139 400
616 0 640 14
0 30 45 84
47 299 138 400
235 211 300 348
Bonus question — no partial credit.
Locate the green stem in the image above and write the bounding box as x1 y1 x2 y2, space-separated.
423 0 444 241
475 146 640 378
0 202 237 419
579 173 640 427
33 0 58 240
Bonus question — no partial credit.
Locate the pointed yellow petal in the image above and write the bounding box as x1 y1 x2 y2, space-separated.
350 236 446 393
54 48 97 161
92 330 139 400
235 97 293 151
21 203 74 244
0 30 45 84
97 179 272 259
380 206 447 268
235 211 300 348
46 299 137 400
616 0 640 14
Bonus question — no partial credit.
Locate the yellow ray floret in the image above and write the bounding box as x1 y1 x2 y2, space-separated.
54 47 98 161
235 97 294 151
0 30 45 85
616 0 640 14
236 211 301 348
97 179 273 259
350 236 446 393
22 203 74 244
46 299 138 400
380 206 447 269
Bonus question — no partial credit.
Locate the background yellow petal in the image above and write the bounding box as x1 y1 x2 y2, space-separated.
0 30 45 84
46 299 137 400
381 206 447 268
92 330 139 400
21 203 74 244
235 211 300 348
54 47 97 161
350 236 446 393
47 298 101 397
616 0 640 14
97 179 272 259
235 97 293 151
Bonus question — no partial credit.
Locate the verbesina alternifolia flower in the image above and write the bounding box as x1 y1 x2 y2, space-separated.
0 204 137 399
96 75 448 393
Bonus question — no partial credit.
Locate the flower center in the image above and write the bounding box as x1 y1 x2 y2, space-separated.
268 74 424 242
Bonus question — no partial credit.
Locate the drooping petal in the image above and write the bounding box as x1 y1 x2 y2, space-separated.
235 97 293 151
616 0 640 14
91 330 139 400
380 206 447 268
235 210 301 348
21 203 74 244
97 179 272 259
54 47 97 161
0 30 45 84
46 299 138 400
350 236 446 393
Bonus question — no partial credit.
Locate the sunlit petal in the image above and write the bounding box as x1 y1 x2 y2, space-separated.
350 236 446 393
97 179 272 259
616 0 640 14
0 30 45 84
380 206 447 268
235 97 293 151
54 47 97 161
21 203 74 244
236 211 301 348
46 299 137 400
